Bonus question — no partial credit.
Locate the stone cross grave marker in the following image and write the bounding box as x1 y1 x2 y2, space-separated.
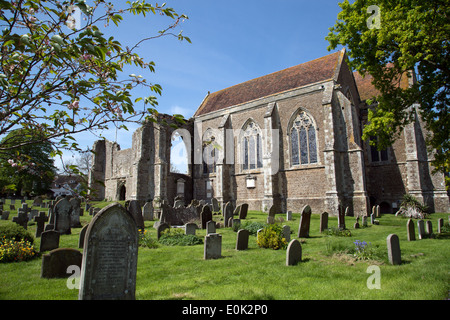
34 211 48 238
236 229 249 251
54 198 72 235
298 205 311 238
286 239 302 266
387 234 401 265
79 203 139 300
407 219 415 241
204 233 222 260
12 209 28 229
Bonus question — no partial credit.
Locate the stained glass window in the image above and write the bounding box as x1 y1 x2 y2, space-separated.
241 121 263 171
290 111 318 166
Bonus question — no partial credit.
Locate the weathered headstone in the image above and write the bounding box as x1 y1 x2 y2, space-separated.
69 197 82 228
39 230 60 252
387 234 401 265
78 224 89 249
437 218 444 233
417 220 425 239
239 203 249 219
376 205 381 218
206 220 216 234
407 219 415 241
224 202 233 227
233 205 241 217
286 210 292 221
201 205 213 229
370 213 375 225
157 223 170 240
297 205 312 238
41 248 82 279
211 198 220 213
204 233 222 259
354 216 360 229
127 200 145 230
79 203 138 300
185 222 197 236
426 220 433 235
320 212 328 232
236 229 249 251
54 198 72 235
34 211 48 238
286 239 302 266
282 225 291 242
362 216 368 227
267 204 277 224
231 218 241 229
142 202 154 221
173 199 184 208
338 206 346 229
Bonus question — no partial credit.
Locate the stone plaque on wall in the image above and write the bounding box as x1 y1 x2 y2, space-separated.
79 203 138 300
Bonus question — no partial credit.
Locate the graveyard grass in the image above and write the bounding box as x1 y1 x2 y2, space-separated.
0 201 449 300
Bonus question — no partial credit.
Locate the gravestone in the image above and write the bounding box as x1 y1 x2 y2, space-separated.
173 199 184 208
201 205 213 229
239 203 249 219
204 233 222 260
370 213 375 225
34 211 48 238
233 205 241 217
297 205 312 238
362 216 368 227
407 219 415 241
206 220 216 234
54 198 72 235
426 220 433 235
185 223 197 236
78 224 89 249
286 239 302 266
437 218 444 233
29 209 39 221
236 229 249 251
376 205 380 218
417 220 425 239
12 210 28 229
231 218 241 229
267 205 277 224
286 211 292 221
127 200 145 230
69 197 82 228
157 223 170 240
39 230 60 252
79 203 138 300
354 216 360 229
387 234 401 265
41 248 82 279
223 202 233 227
211 198 220 213
142 202 154 221
282 225 291 242
320 212 328 232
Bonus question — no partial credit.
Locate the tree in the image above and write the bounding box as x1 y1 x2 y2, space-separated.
0 128 56 195
0 0 190 164
326 0 449 182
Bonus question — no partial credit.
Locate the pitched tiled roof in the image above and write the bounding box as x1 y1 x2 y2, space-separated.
194 50 344 117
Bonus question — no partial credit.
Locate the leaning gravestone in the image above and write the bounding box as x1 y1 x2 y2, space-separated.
286 239 302 266
387 234 401 265
79 203 138 300
54 198 72 235
298 205 312 238
407 219 415 241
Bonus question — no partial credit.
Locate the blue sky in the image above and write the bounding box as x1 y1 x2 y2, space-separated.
59 0 345 170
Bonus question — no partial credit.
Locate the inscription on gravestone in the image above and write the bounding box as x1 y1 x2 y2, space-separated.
79 203 138 300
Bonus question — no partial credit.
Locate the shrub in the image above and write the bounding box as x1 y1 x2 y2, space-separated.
323 227 352 237
0 223 34 244
256 224 288 250
395 194 429 219
138 229 159 249
240 221 267 235
0 237 38 263
159 228 203 246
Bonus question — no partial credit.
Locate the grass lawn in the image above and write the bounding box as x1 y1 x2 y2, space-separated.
0 200 449 300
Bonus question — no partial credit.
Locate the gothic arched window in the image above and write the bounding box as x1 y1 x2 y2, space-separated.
290 111 318 166
241 121 263 170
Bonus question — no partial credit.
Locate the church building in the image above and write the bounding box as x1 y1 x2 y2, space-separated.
88 49 449 216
